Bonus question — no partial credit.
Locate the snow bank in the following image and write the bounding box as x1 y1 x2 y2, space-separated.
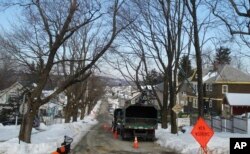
156 122 250 154
0 100 101 154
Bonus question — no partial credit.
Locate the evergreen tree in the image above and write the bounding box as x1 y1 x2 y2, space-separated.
214 46 231 65
178 55 192 82
144 69 163 85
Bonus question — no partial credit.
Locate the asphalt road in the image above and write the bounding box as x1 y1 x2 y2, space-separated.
71 99 177 154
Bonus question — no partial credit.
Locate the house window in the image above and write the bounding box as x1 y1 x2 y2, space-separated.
206 84 212 92
193 98 198 108
222 85 228 94
184 100 188 105
193 83 197 93
209 84 212 91
206 84 209 91
209 100 212 108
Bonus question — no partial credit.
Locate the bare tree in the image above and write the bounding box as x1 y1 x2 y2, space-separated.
186 0 209 117
60 22 107 122
58 23 99 123
103 42 144 92
106 0 187 134
0 0 131 143
206 0 250 61
86 75 105 114
136 0 186 133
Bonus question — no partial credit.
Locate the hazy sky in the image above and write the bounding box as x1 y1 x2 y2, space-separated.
1 2 250 78
0 5 21 29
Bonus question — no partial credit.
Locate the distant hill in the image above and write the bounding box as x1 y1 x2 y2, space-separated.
99 76 132 87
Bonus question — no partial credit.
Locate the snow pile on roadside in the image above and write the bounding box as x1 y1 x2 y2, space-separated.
156 126 197 154
108 98 119 106
0 100 102 154
156 123 250 154
0 126 39 142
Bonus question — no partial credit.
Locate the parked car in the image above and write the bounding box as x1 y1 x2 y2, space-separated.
1 118 22 126
1 117 40 128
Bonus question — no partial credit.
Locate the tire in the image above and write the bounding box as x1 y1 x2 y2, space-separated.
120 128 127 140
147 130 155 141
121 130 125 140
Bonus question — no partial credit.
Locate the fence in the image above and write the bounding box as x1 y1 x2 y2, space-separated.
190 115 248 134
42 116 63 125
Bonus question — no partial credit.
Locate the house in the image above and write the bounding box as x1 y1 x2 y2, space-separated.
0 82 27 110
178 80 195 113
186 65 250 115
0 81 65 124
39 90 66 118
154 81 189 111
154 82 164 105
223 93 250 116
0 81 32 123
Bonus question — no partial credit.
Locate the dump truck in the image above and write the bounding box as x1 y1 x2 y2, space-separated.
119 90 158 140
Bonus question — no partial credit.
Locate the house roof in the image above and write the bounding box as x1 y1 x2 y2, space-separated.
0 82 23 97
189 67 213 82
0 81 32 97
225 93 250 106
203 65 250 83
155 82 164 92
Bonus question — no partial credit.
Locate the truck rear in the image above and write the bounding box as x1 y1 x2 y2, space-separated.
120 104 158 140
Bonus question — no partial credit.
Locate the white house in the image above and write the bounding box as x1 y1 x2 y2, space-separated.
0 82 24 110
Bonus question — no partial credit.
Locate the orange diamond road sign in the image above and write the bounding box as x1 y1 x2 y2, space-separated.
191 117 214 149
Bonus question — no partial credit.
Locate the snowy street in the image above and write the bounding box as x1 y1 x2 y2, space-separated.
72 98 176 154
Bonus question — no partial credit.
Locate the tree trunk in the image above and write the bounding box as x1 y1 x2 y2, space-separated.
19 100 39 143
80 109 85 120
87 103 92 115
19 112 35 143
64 106 71 123
191 0 204 117
80 103 87 120
168 66 177 134
64 98 73 123
72 102 78 122
161 75 169 128
87 100 96 115
161 107 168 128
170 107 177 133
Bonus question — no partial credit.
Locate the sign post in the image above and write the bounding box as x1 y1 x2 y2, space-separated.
19 94 27 144
172 104 183 135
191 117 214 154
19 103 28 115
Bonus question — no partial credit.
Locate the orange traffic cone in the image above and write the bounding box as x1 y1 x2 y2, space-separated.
103 123 107 130
133 136 139 149
113 129 118 139
110 126 113 132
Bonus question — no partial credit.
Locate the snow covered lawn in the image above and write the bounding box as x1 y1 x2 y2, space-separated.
0 101 101 154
